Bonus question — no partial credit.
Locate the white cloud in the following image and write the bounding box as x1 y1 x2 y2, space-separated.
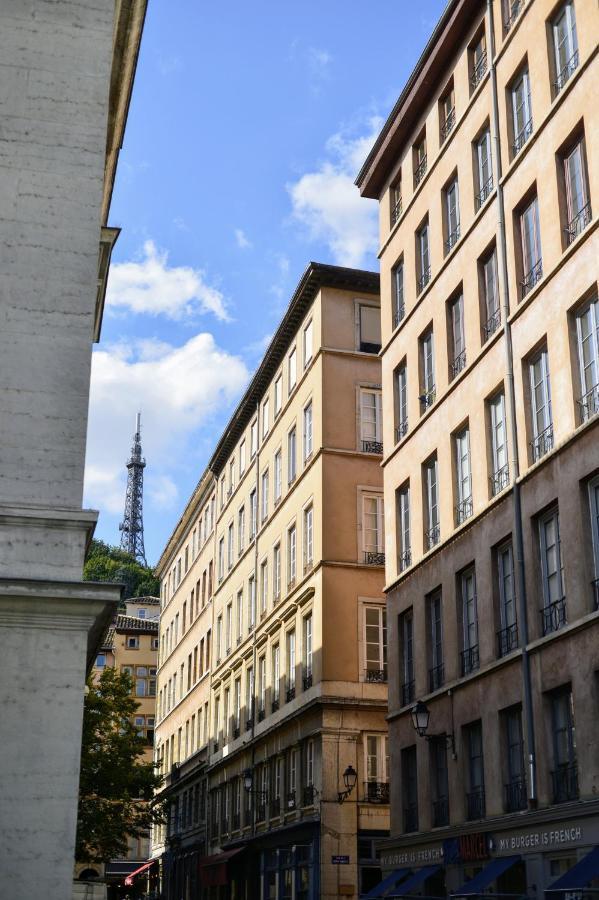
107 240 230 322
287 117 383 268
234 228 252 250
84 334 249 517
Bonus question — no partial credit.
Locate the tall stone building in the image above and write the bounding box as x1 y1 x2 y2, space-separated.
0 3 147 899
152 263 391 899
357 0 599 895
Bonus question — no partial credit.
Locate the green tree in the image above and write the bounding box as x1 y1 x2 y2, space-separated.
83 538 160 601
76 667 164 862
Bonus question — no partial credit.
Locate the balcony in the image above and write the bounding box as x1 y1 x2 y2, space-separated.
441 108 456 143
466 787 486 821
286 686 295 703
420 386 436 412
391 195 403 227
303 670 313 690
483 307 501 340
362 439 383 454
432 795 449 827
403 803 419 833
541 597 567 636
521 258 543 298
497 622 519 657
490 463 510 496
364 781 390 803
425 523 440 550
414 155 427 187
363 551 385 566
513 117 533 156
395 420 409 443
504 778 527 813
552 763 579 803
417 266 431 294
505 0 525 31
470 50 487 90
578 384 599 424
302 785 316 807
393 301 405 330
455 496 473 526
365 668 387 684
475 175 494 210
555 49 579 93
530 423 553 462
565 201 592 246
450 349 467 379
460 644 479 676
269 797 281 817
429 663 445 693
444 224 461 255
399 550 412 572
401 679 415 707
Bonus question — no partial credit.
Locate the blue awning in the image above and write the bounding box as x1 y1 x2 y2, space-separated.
546 847 599 892
389 864 441 896
363 867 411 898
451 855 521 896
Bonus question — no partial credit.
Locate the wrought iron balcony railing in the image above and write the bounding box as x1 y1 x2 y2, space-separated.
425 523 440 550
399 550 412 572
450 349 466 379
504 778 527 812
420 385 436 411
401 679 415 707
286 686 295 703
455 495 473 526
429 663 445 692
578 383 599 424
302 785 316 807
490 463 510 496
417 266 431 293
483 306 501 340
232 726 240 739
393 301 405 330
365 668 387 684
521 258 543 297
471 51 488 90
551 763 579 803
505 0 525 30
364 781 390 803
565 201 592 245
444 225 461 254
404 803 419 833
513 117 533 156
258 707 265 722
391 195 403 226
475 175 494 210
362 439 383 454
460 644 479 676
395 420 409 443
303 670 313 690
466 787 486 821
555 49 579 93
541 597 566 636
414 155 427 187
497 622 519 657
271 697 279 712
363 550 385 566
530 423 553 462
441 108 456 142
432 795 449 827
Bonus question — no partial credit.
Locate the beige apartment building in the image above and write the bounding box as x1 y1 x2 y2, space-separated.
356 0 599 896
152 263 391 900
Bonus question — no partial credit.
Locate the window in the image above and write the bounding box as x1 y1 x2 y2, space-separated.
563 139 591 244
511 68 533 155
550 688 578 802
288 347 297 394
218 537 224 581
303 402 313 460
589 477 599 607
552 2 578 93
273 543 281 600
360 389 382 453
250 419 258 459
428 591 444 691
274 449 282 502
417 221 431 292
234 678 241 733
248 576 256 632
449 293 466 377
261 469 269 522
460 568 479 675
303 614 313 686
539 508 566 634
246 666 254 726
400 610 415 706
227 522 234 570
239 439 246 476
287 524 297 585
424 455 440 549
126 635 139 650
274 374 283 416
420 329 435 409
220 475 226 510
135 665 156 697
258 655 267 716
358 304 381 353
520 196 542 296
489 392 509 494
397 485 411 571
272 644 280 705
391 175 402 227
365 734 389 796
475 129 493 209
470 30 487 90
431 737 449 825
455 427 472 524
465 722 485 820
260 559 268 614
497 542 518 655
440 85 455 142
529 349 553 460
444 177 460 253
226 602 232 654
414 135 427 187
402 746 418 832
262 398 270 438
216 615 223 662
503 706 526 811
286 630 296 700
303 320 313 368
304 505 314 569
481 247 500 339
394 362 408 442
238 506 245 556
392 259 405 328
364 606 387 682
236 590 243 643
95 653 106 668
288 428 297 483
362 494 384 565
249 488 257 538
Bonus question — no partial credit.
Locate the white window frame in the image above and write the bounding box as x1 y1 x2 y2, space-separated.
288 524 297 584
364 604 387 678
575 298 599 401
303 320 313 368
261 469 269 522
250 419 258 459
262 397 270 438
303 613 313 675
360 388 383 446
365 734 388 783
303 401 313 461
288 427 297 483
455 427 472 507
239 439 246 476
490 392 507 476
304 504 314 567
397 485 410 569
274 449 282 501
588 477 599 581
274 374 283 416
288 347 297 395
362 493 385 555
461 568 478 651
539 507 564 607
529 349 552 440
273 543 282 599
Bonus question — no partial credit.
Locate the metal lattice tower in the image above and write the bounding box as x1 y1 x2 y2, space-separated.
119 412 147 565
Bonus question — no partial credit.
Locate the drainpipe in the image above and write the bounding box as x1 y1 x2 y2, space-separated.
487 0 537 805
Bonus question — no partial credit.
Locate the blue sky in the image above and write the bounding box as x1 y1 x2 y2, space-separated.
84 0 446 565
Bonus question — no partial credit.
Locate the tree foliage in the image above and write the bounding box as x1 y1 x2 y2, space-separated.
83 538 160 601
76 667 164 862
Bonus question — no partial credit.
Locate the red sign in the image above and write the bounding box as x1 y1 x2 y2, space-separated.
458 833 489 862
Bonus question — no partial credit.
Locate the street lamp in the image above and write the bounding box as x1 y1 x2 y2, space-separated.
337 764 358 804
411 700 456 758
242 767 268 799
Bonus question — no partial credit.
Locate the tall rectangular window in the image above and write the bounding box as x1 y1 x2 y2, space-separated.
218 537 225 582
503 706 526 811
274 449 282 502
402 746 419 833
304 505 314 569
303 614 313 686
303 320 313 368
234 678 241 732
529 349 553 461
288 524 297 585
394 362 408 442
250 419 258 459
248 576 256 632
358 304 382 353
262 397 270 438
362 494 385 564
364 606 387 683
400 610 414 706
424 456 440 549
417 222 431 292
470 31 487 90
589 477 599 608
393 260 405 328
551 688 578 802
414 136 427 187
455 427 472 524
227 522 234 570
360 389 383 453
260 559 268 614
246 667 254 726
273 543 281 600
444 177 460 253
489 392 509 494
397 485 411 571
236 590 243 643
576 299 599 422
497 541 518 656
366 734 389 797
476 129 493 208
466 722 485 820
286 630 296 700
226 602 232 654
440 86 455 142
249 488 257 538
429 590 444 691
288 428 297 483
274 374 283 416
449 293 466 377
261 469 269 522
460 568 479 675
511 68 533 155
539 508 566 634
258 655 266 716
288 347 297 394
272 644 280 706
391 175 402 227
481 247 500 339
239 440 246 476
520 196 542 296
420 329 435 410
553 2 578 93
563 140 591 244
431 738 449 826
238 506 245 556
303 402 313 460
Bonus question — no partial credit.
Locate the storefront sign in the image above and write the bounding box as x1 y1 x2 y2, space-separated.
332 855 350 865
443 834 490 863
496 825 583 853
381 845 444 868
